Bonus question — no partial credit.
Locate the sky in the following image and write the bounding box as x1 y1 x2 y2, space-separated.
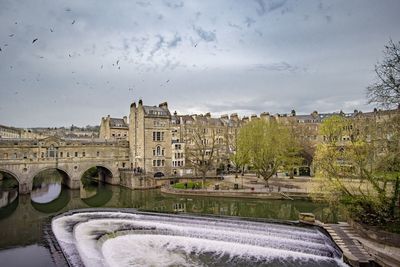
0 0 399 127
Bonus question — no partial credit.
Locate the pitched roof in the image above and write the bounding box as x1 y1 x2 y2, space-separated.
143 105 171 117
109 118 128 128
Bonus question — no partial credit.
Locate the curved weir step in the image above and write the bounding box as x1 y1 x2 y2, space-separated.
51 209 346 267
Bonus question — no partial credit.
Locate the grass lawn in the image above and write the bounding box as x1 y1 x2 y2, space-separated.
172 181 211 189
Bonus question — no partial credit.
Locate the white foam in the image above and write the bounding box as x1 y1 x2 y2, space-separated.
52 211 345 267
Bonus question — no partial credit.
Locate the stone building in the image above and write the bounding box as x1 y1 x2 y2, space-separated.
0 125 22 139
99 115 129 140
128 100 173 177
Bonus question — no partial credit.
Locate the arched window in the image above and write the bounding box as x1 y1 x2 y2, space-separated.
156 146 161 156
47 145 57 158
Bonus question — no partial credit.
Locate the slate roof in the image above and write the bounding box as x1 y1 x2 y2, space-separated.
143 106 171 117
109 118 128 128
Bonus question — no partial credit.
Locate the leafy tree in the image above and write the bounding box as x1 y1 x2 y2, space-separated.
184 120 220 188
230 126 249 178
314 114 400 226
367 40 400 108
236 119 301 184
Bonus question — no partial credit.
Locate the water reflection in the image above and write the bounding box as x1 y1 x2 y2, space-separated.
0 174 19 219
80 177 113 207
31 173 62 204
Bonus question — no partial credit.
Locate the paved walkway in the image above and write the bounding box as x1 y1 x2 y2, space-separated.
322 222 400 267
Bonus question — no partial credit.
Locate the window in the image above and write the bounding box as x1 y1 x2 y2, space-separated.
60 152 63 158
82 151 86 157
47 145 56 158
152 131 164 141
122 162 125 168
75 152 78 157
67 152 70 157
97 151 100 157
33 153 37 158
41 152 44 158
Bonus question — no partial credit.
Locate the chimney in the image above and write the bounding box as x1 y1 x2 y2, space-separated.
138 99 143 106
123 116 127 124
250 114 258 120
242 116 249 123
159 102 168 110
260 112 270 120
205 112 211 118
220 114 229 120
311 110 318 118
230 113 239 121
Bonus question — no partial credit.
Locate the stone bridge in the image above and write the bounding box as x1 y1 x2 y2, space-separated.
0 136 130 194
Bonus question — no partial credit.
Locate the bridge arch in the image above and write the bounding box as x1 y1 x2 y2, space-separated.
31 167 72 188
0 169 21 185
80 165 115 185
0 169 21 193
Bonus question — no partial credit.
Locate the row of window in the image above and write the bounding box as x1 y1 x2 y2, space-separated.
174 152 184 159
172 160 184 167
152 131 165 141
152 146 165 156
174 144 182 150
152 159 165 167
2 151 101 159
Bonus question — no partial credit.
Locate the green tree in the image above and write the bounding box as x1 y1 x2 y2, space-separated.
237 119 301 185
314 114 400 226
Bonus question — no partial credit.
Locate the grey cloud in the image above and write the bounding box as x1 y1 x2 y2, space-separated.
228 22 242 30
325 15 332 23
164 1 184 9
193 26 216 42
136 1 151 7
168 34 182 48
249 62 307 73
255 0 288 16
244 17 256 27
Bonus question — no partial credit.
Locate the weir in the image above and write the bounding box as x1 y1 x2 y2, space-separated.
52 210 346 267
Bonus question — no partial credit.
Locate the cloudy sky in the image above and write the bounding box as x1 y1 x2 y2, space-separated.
0 0 399 127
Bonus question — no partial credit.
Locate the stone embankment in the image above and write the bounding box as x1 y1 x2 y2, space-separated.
299 213 400 267
160 186 313 200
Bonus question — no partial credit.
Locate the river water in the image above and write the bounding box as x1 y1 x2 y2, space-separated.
0 174 346 267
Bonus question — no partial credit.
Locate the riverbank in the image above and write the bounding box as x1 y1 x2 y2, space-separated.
161 186 313 200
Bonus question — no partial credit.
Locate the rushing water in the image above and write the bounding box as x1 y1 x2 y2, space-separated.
52 211 346 267
0 172 346 266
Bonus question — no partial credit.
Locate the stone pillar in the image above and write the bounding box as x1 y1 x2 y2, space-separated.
19 182 30 194
66 179 81 190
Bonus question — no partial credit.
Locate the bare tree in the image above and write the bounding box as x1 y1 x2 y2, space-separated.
367 40 400 108
184 119 220 188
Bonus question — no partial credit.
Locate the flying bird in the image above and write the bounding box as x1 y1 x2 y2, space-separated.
116 60 119 65
50 28 54 32
0 47 2 52
69 54 72 57
71 20 76 24
65 8 71 12
32 38 38 44
166 79 170 83
9 34 14 37
100 64 103 69
194 43 198 47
